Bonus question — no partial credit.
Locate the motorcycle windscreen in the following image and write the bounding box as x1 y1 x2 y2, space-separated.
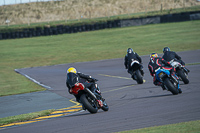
67 73 79 88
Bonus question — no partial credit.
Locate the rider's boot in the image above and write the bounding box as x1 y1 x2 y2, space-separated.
155 81 166 90
161 83 166 90
128 69 133 75
178 88 182 94
132 74 136 80
82 104 86 110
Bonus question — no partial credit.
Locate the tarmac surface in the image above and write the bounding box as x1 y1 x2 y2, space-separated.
0 50 200 133
0 90 75 118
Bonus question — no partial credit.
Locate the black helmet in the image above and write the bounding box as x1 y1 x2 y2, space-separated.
127 48 133 54
163 47 170 53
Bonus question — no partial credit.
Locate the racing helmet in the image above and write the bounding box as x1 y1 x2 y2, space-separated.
150 53 158 58
163 47 170 53
127 48 133 54
67 67 77 74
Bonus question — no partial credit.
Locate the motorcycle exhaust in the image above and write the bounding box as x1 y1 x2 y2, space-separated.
85 88 97 100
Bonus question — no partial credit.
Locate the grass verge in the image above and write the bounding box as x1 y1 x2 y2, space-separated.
117 120 200 133
0 109 54 126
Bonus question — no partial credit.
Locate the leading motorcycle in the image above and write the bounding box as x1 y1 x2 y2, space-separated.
169 59 189 84
68 73 109 114
155 68 181 95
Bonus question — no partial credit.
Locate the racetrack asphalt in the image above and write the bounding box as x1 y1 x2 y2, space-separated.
0 50 200 132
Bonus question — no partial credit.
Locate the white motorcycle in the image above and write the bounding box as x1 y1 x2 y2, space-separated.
170 59 189 84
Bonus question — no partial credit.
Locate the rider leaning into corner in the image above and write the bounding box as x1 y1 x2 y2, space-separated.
162 47 190 72
66 67 102 109
148 53 182 93
124 48 144 75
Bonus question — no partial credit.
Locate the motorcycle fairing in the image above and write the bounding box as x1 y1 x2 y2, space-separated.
71 83 85 95
155 68 170 82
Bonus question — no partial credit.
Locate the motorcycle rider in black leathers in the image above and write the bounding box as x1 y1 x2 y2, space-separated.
66 67 102 109
162 47 190 72
148 53 182 93
124 48 144 75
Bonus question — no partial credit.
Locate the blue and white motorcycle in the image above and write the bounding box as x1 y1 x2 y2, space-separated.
155 68 181 95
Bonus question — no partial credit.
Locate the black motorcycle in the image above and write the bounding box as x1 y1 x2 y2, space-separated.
67 73 109 114
129 59 144 84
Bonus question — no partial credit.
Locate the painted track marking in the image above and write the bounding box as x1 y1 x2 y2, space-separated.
1 73 144 130
0 99 82 130
99 74 146 83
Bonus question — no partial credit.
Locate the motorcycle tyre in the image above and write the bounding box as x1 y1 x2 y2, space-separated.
177 70 189 84
101 101 109 111
164 78 179 95
80 94 98 114
135 70 143 84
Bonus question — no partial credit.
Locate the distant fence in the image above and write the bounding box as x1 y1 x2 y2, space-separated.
0 11 200 40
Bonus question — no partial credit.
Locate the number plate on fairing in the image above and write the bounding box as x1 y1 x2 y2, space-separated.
159 72 164 78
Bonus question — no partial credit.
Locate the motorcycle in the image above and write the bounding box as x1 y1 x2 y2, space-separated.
169 59 189 84
155 68 181 95
67 73 109 114
129 59 144 84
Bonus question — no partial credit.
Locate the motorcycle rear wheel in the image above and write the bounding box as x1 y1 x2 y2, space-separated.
80 94 98 114
177 70 189 84
135 70 143 84
164 78 179 95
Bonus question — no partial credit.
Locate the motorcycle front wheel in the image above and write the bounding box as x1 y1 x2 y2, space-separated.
80 94 98 114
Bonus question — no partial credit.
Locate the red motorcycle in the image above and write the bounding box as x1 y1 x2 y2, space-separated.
68 73 109 114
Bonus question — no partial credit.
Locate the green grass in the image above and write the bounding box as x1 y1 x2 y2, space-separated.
117 120 200 133
0 20 200 97
0 109 54 126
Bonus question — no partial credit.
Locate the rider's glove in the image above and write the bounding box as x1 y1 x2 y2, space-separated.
88 77 98 82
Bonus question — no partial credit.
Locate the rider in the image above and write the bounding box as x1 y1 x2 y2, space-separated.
66 67 102 109
162 47 190 72
148 53 182 93
124 48 144 75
